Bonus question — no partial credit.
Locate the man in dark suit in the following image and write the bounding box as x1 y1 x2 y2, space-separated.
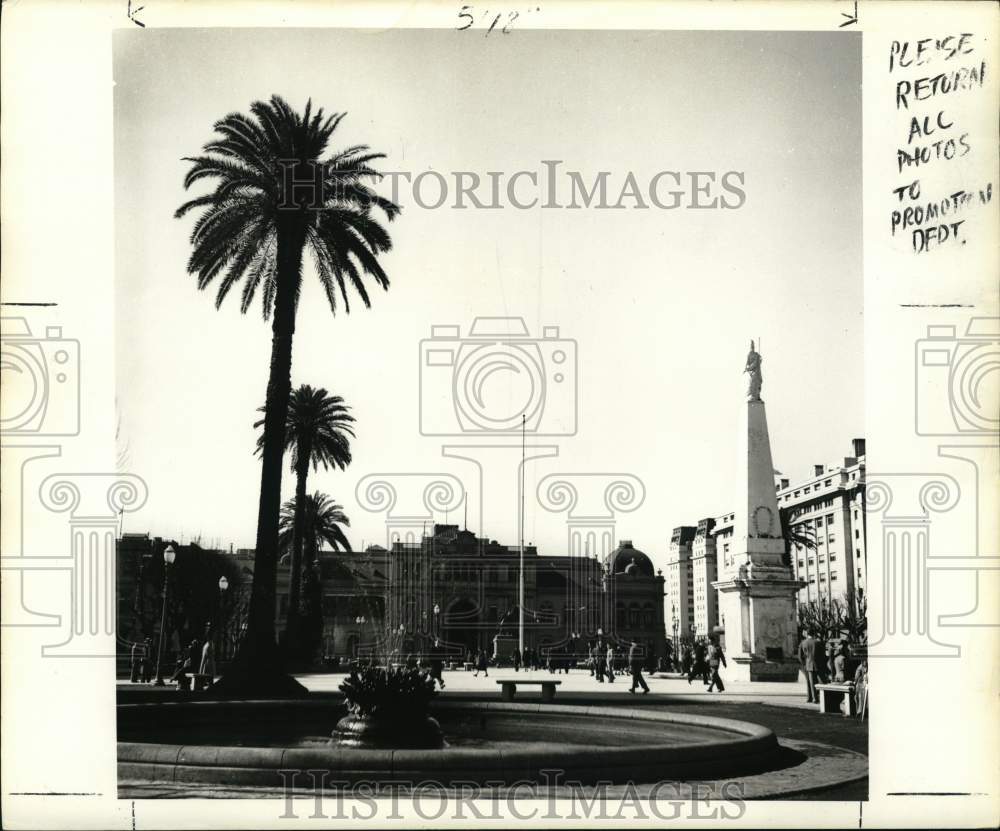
628 640 650 693
706 637 727 692
799 630 819 703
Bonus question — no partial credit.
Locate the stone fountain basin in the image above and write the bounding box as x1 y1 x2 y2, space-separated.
118 699 781 788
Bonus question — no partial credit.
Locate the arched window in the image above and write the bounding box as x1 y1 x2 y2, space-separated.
628 602 640 628
642 602 654 627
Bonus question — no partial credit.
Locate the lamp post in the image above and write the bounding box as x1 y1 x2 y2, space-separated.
216 575 229 659
153 545 176 686
672 614 679 667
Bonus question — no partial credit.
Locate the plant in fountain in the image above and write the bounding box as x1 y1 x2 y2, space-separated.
334 627 444 748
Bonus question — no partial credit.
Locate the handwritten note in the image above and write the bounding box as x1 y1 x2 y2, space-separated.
889 34 992 254
456 5 540 36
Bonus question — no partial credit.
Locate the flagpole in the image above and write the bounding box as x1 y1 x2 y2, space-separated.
519 413 525 654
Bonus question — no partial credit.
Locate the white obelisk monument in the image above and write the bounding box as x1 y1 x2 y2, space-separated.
713 341 804 682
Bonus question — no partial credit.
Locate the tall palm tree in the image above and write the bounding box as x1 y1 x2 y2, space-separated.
177 95 398 692
258 386 354 650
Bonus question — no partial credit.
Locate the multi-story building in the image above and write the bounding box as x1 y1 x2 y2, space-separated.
777 438 867 604
712 438 867 607
379 525 666 661
691 517 720 637
665 526 696 642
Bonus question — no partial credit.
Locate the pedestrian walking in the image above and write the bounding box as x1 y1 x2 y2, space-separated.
428 639 446 689
512 647 521 672
606 644 617 682
799 630 819 703
854 658 868 718
199 638 216 684
593 641 607 683
141 636 154 682
129 640 144 682
628 640 650 693
474 648 489 677
815 634 828 683
706 637 727 692
687 640 708 684
833 641 848 682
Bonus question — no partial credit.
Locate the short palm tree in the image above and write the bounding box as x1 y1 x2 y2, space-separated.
277 493 351 666
259 386 354 649
779 506 819 565
279 492 353 562
177 95 398 692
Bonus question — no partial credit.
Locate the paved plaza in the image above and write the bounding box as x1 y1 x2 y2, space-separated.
293 667 822 710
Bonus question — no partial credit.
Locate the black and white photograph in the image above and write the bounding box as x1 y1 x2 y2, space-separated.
1 2 997 829
111 22 868 802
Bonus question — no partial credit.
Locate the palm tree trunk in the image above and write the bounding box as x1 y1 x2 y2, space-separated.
286 449 310 659
215 219 307 696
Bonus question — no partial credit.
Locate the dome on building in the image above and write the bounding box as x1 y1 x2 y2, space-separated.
606 540 654 576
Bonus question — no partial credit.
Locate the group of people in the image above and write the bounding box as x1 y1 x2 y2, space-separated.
798 630 868 714
127 631 217 689
588 640 651 693
682 636 727 692
128 637 156 683
509 647 547 671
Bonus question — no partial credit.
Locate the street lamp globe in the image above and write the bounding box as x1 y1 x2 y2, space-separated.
218 576 229 592
433 604 440 615
163 545 176 565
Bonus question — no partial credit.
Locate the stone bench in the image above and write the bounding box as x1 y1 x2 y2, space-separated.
815 682 856 716
191 673 214 692
497 679 562 702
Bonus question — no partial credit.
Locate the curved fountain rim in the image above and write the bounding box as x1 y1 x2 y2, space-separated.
118 698 778 775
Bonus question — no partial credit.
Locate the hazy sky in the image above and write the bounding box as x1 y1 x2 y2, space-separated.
114 28 862 560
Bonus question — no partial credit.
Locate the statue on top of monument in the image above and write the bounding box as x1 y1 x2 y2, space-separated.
744 339 763 401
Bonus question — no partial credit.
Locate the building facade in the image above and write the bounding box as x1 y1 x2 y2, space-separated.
675 438 867 643
373 525 666 662
691 517 720 638
118 525 667 669
665 526 695 642
777 438 867 604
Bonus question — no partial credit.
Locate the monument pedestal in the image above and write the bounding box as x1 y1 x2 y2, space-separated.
715 562 804 682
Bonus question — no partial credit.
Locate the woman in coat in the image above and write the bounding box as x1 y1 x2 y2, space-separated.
474 648 489 677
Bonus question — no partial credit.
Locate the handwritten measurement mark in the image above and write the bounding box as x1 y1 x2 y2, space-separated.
127 0 145 28
457 6 539 36
840 2 858 28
